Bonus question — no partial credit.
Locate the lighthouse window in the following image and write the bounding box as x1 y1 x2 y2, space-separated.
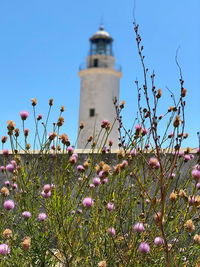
94 59 98 67
89 108 95 117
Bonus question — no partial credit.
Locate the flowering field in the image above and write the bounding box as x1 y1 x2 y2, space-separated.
0 23 200 267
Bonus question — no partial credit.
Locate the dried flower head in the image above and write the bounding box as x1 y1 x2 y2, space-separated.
59 133 69 145
181 88 187 97
57 116 64 127
3 229 12 239
79 121 85 129
49 98 53 106
120 100 125 109
22 236 31 250
7 120 16 133
1 136 7 144
31 98 37 106
60 105 65 112
26 144 31 150
1 187 9 197
173 115 181 128
179 189 187 198
185 219 195 232
149 157 160 169
98 261 107 267
14 128 20 137
169 192 177 202
156 89 162 98
194 234 200 244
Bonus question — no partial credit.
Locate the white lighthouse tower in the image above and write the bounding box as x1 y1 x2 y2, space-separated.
77 25 122 150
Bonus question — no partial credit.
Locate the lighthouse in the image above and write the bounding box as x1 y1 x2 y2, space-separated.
77 25 122 150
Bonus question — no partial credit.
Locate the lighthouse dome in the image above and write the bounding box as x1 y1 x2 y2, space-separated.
90 25 112 40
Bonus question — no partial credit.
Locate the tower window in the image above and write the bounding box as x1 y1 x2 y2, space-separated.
89 108 95 117
93 59 98 67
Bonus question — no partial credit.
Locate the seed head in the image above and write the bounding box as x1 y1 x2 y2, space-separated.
185 219 195 232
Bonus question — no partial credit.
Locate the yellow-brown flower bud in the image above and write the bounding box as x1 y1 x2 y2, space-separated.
185 219 195 232
194 234 200 244
22 236 31 250
3 229 12 239
173 115 181 128
49 99 53 106
1 187 9 197
156 89 162 98
31 98 37 106
98 261 107 267
169 192 177 202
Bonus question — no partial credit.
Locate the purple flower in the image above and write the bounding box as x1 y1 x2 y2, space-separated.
139 242 150 253
196 183 200 189
38 213 47 222
108 227 116 237
89 183 95 188
20 110 29 120
135 124 142 132
0 166 5 172
82 197 94 208
99 171 104 178
107 202 114 211
77 165 84 172
188 196 195 205
10 160 17 167
192 169 200 180
142 128 148 135
102 178 108 184
101 119 109 128
5 180 10 187
2 149 9 156
184 155 191 162
134 222 145 233
0 244 10 255
72 153 78 159
43 184 51 193
154 237 164 245
37 114 42 120
13 183 18 189
4 200 15 210
41 190 51 198
78 177 83 182
6 164 15 173
67 146 74 153
93 177 101 186
22 211 31 219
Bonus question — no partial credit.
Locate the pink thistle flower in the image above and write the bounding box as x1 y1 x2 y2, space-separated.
82 197 94 208
184 155 191 162
93 177 101 186
10 160 17 167
72 153 78 159
107 227 116 237
37 114 42 120
99 171 104 178
149 157 160 169
0 244 10 255
109 140 113 146
101 119 109 128
142 128 148 135
5 180 10 187
20 110 29 120
139 242 150 253
38 213 47 222
135 124 142 132
41 190 51 198
51 184 55 189
4 200 15 210
192 169 200 180
77 165 84 172
89 183 95 188
190 154 194 159
78 177 83 182
102 178 108 184
24 128 29 136
6 164 15 173
2 149 9 156
67 146 74 153
130 149 136 156
0 166 5 172
13 183 18 189
43 184 51 193
134 222 145 233
22 211 31 219
121 160 128 168
107 202 114 211
154 237 164 245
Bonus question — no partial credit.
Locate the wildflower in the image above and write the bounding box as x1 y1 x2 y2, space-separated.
78 177 83 182
41 190 51 198
135 124 142 133
184 154 191 162
7 120 16 132
22 211 31 219
4 200 15 210
192 169 200 180
107 203 114 211
49 98 53 106
44 184 51 193
183 133 189 139
22 236 31 250
0 244 10 255
6 164 14 173
185 219 195 232
77 165 84 172
3 229 12 239
49 132 57 140
188 196 195 205
1 187 9 197
130 149 136 156
153 212 162 224
139 242 150 253
134 222 145 233
179 189 187 198
154 237 164 245
79 121 85 129
70 156 77 164
196 183 200 189
20 110 29 120
38 213 47 222
1 136 7 143
107 227 116 237
194 234 200 244
37 114 42 120
102 178 108 184
59 133 69 145
121 160 128 169
156 89 162 98
101 119 109 128
169 192 177 202
173 115 181 128
26 144 31 150
2 149 9 156
168 131 174 138
5 181 10 187
67 146 74 153
93 177 101 186
57 116 64 127
82 197 94 208
98 261 107 267
31 98 37 106
24 128 29 136
149 157 160 169
13 183 17 189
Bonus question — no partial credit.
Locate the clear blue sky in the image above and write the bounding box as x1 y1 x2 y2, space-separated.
0 0 199 149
